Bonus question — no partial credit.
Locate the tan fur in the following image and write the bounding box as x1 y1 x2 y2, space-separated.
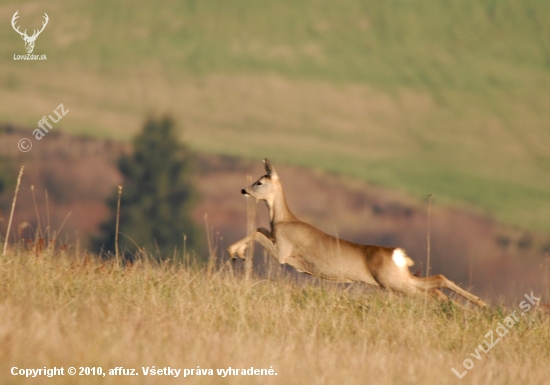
228 159 486 309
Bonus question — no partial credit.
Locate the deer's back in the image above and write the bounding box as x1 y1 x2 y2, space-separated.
274 221 405 285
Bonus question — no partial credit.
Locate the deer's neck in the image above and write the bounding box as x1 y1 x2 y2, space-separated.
267 187 296 225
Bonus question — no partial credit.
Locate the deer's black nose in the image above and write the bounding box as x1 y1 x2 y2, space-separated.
241 189 247 195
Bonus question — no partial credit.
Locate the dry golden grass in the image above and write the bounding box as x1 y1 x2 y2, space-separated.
1 245 549 385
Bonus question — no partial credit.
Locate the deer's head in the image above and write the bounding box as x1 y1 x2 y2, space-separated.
11 11 49 54
241 159 281 203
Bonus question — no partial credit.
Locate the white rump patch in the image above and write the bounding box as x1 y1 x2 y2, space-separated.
392 248 414 268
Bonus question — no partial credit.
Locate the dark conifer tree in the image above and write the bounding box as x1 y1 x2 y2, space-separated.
94 117 202 259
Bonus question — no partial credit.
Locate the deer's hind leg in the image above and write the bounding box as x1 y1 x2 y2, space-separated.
409 274 486 309
425 288 471 310
428 288 449 301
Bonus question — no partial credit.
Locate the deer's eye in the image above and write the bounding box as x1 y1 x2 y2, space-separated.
256 181 262 186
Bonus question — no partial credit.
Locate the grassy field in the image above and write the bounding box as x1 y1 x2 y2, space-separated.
1 246 549 385
1 0 550 230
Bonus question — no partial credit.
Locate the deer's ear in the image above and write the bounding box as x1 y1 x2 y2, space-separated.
263 158 272 175
263 158 278 178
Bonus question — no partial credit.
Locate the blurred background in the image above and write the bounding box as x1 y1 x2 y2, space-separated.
1 0 549 302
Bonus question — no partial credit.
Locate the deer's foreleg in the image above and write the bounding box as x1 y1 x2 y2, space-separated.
228 228 276 260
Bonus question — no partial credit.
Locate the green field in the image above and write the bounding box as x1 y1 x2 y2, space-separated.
2 0 550 230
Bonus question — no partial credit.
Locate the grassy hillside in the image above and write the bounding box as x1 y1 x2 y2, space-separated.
1 0 550 230
1 247 549 385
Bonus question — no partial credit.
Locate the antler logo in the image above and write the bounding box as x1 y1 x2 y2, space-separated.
11 11 49 54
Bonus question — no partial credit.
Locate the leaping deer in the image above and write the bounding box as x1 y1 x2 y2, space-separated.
11 11 49 54
228 159 487 309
